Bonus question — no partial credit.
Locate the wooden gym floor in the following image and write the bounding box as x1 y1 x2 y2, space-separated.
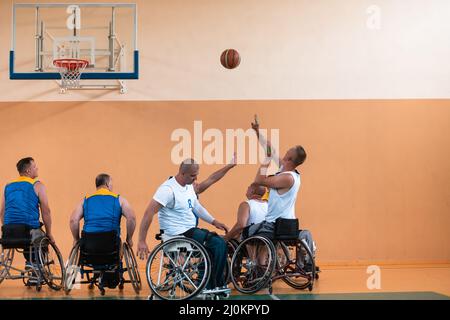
0 264 449 300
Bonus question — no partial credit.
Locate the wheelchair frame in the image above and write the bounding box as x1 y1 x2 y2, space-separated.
65 240 141 295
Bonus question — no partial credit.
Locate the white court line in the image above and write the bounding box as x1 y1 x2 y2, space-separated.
270 294 280 300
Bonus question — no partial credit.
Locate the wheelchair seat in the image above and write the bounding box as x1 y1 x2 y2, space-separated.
273 218 300 242
79 230 121 267
0 224 32 249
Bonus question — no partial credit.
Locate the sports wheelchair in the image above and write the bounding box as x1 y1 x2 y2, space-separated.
230 218 317 294
146 231 231 300
65 231 141 295
0 224 65 291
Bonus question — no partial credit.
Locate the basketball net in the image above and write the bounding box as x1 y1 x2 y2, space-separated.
53 58 89 90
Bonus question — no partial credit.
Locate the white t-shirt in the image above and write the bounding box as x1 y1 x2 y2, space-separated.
153 177 198 236
265 171 301 223
246 199 268 226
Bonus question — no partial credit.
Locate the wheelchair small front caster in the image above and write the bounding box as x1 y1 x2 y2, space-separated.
100 288 106 296
308 284 313 291
88 283 94 290
119 282 124 290
315 273 319 280
148 294 154 300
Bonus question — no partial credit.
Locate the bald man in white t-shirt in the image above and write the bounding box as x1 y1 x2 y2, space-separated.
137 159 229 290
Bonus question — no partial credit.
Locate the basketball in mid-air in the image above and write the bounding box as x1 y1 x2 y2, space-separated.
220 49 241 69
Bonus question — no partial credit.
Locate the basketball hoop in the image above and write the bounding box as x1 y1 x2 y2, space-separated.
53 58 89 92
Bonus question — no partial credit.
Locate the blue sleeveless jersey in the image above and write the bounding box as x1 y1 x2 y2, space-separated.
82 189 122 234
4 177 40 228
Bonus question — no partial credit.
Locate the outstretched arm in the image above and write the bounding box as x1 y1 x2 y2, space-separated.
194 153 236 194
193 201 229 233
120 196 137 248
224 202 250 241
251 115 280 167
137 199 162 260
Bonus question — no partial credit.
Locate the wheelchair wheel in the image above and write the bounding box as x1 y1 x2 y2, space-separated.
225 239 239 284
278 240 315 290
146 237 211 300
231 235 276 294
37 237 65 291
0 245 14 284
64 242 80 294
123 242 142 294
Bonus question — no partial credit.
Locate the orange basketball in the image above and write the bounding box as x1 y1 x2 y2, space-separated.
220 49 241 69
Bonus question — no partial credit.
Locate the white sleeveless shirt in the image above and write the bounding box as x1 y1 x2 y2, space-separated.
246 199 268 226
153 177 198 236
265 171 301 223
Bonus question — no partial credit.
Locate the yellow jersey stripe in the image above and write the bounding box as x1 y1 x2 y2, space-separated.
10 176 37 185
86 188 119 199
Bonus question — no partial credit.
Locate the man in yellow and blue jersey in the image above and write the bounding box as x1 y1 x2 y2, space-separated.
69 174 136 248
0 157 55 271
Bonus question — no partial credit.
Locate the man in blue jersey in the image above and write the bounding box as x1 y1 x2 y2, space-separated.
69 174 136 248
0 157 55 277
137 159 229 291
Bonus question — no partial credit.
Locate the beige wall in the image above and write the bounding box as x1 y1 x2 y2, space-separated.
1 0 450 101
0 99 449 267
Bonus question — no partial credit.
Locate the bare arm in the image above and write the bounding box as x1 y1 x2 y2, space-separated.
254 164 294 190
194 154 236 194
119 196 136 247
251 117 280 167
69 199 84 242
193 200 229 233
35 182 54 242
225 202 250 241
137 199 162 260
0 187 5 225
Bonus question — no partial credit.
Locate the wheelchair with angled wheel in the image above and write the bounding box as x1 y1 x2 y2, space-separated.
64 230 141 295
225 238 240 284
0 224 65 292
230 218 317 294
146 231 231 300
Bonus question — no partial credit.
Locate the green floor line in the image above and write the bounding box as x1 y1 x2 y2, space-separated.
228 291 450 300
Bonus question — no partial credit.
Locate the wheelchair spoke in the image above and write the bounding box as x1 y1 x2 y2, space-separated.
181 251 193 271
